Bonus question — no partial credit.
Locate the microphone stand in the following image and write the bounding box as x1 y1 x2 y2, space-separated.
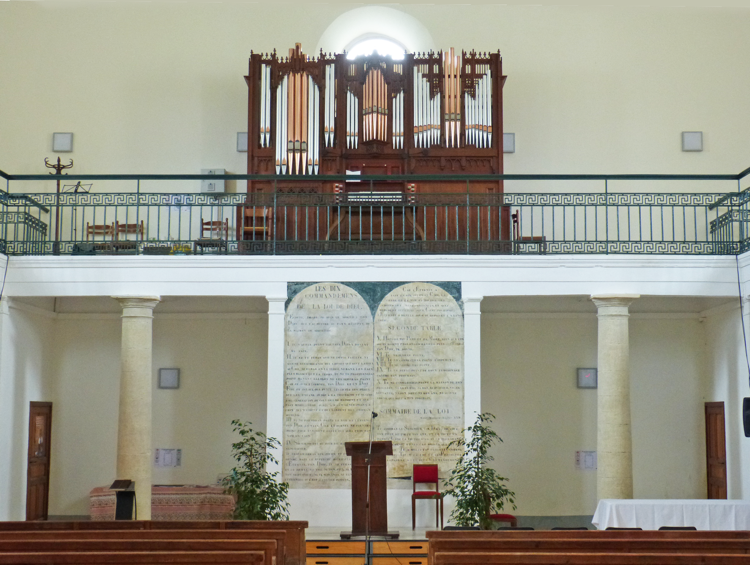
365 411 377 563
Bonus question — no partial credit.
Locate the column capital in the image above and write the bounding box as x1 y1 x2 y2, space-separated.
591 294 639 311
113 296 160 317
266 295 287 315
462 296 483 315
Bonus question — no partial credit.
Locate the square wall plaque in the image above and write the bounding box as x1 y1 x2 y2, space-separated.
52 132 74 152
158 368 180 389
577 368 597 389
682 131 703 152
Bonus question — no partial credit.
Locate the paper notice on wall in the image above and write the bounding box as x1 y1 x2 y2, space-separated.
575 450 596 470
154 448 182 467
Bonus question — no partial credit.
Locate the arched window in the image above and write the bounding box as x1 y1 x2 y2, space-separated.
346 36 406 60
316 6 436 55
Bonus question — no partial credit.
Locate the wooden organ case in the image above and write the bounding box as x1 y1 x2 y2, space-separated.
242 44 509 248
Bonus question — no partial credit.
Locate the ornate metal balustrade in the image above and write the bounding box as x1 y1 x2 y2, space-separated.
1 171 749 256
0 191 49 255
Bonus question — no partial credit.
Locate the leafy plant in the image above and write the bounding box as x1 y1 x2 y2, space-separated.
222 419 290 520
442 412 516 529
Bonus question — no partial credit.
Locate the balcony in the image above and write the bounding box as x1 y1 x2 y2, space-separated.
1 170 749 256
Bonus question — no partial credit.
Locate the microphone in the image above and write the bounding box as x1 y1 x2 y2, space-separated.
372 411 378 418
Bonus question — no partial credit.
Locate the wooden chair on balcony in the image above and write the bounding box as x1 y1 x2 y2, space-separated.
114 221 144 253
115 221 144 240
194 218 228 254
240 205 273 240
86 222 114 240
85 222 115 252
512 211 546 254
236 205 273 254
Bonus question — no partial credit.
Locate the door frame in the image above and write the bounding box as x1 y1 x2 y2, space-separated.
704 401 727 500
26 401 53 521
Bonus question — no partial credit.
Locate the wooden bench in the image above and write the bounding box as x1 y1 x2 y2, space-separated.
0 551 262 564
0 527 287 565
224 520 307 565
429 530 750 541
433 552 750 565
0 521 307 565
427 530 750 565
0 539 276 565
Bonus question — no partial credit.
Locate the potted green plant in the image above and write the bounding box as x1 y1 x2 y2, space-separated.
442 412 516 529
222 419 290 520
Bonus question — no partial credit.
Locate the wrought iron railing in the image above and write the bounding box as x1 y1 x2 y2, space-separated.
1 170 749 256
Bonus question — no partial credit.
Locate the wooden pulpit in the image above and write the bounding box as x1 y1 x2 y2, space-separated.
341 441 399 539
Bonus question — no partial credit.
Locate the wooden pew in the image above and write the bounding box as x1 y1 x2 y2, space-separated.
0 521 307 565
427 530 750 565
429 538 750 553
433 552 750 565
430 530 750 539
225 520 307 565
0 527 287 565
0 539 276 565
0 551 262 565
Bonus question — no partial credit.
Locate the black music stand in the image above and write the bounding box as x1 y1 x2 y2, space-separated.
110 479 136 520
63 181 92 245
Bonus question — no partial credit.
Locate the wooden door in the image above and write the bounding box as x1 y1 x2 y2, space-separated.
705 401 727 499
26 401 52 520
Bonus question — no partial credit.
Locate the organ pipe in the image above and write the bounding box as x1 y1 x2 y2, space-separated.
443 48 461 148
259 46 500 175
363 67 388 143
260 63 267 147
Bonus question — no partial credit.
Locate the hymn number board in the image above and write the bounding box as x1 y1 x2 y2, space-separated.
283 282 465 488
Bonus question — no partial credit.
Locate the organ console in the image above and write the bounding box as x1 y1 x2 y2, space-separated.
242 43 509 245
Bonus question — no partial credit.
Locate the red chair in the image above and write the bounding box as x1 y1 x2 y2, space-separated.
489 514 518 527
412 464 443 530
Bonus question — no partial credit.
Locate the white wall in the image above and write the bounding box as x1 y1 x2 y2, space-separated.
48 317 120 516
482 313 707 517
1 3 749 193
0 301 55 521
630 317 707 500
150 316 268 487
46 311 268 517
703 303 750 499
482 314 599 516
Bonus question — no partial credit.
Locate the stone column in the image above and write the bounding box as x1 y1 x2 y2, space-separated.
113 296 160 519
591 294 639 500
462 296 483 431
265 295 287 475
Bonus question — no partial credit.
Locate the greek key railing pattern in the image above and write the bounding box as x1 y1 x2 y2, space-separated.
17 191 731 207
1 190 748 256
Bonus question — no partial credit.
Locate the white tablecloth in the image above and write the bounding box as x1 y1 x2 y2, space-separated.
592 499 750 530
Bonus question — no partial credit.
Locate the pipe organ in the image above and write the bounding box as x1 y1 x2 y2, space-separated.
244 43 508 243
